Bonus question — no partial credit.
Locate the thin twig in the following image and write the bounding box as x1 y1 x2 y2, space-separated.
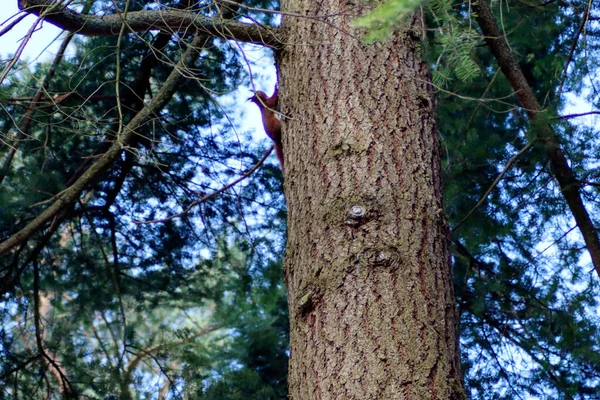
33 260 75 395
556 111 600 119
554 0 593 102
0 13 28 37
453 141 534 232
135 146 274 224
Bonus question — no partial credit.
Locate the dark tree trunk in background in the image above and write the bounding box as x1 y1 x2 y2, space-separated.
278 2 466 398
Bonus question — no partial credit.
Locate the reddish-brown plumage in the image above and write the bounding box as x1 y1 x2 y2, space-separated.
249 86 283 170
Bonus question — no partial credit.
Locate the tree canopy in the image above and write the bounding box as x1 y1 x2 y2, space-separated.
0 0 599 398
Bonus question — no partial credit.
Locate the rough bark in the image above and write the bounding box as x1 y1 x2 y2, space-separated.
279 3 465 399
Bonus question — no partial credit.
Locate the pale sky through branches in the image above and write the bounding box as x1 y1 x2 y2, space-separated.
0 3 280 171
0 3 64 61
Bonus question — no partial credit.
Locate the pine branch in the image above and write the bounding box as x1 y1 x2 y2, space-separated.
453 141 535 232
33 261 75 397
472 0 600 277
134 146 275 225
0 34 206 256
0 33 75 185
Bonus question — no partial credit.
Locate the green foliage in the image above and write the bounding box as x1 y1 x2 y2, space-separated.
434 0 600 397
427 0 480 85
0 1 286 398
352 0 425 42
355 0 481 83
1 0 600 398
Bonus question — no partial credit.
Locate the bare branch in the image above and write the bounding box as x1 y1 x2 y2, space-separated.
472 0 600 277
134 146 274 224
0 34 207 256
19 0 282 48
557 111 600 119
0 12 28 37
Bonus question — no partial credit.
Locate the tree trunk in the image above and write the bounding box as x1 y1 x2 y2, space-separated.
278 2 466 398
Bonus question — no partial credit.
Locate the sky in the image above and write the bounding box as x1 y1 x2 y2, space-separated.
1 3 599 399
0 2 65 62
0 1 278 170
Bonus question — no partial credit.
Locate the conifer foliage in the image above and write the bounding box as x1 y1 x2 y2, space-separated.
0 0 599 398
1 1 286 398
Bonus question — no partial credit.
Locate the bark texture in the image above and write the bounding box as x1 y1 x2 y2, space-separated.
279 3 465 399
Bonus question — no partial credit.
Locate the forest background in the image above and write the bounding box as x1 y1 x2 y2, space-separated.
0 0 599 398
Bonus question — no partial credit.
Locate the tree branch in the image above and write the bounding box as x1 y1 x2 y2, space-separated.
134 146 274 224
472 0 600 277
0 28 76 185
0 354 42 380
555 0 593 101
19 0 282 48
0 34 207 256
33 261 75 396
557 111 600 119
453 141 535 232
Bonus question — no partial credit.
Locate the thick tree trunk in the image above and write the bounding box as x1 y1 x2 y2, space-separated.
279 2 466 399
